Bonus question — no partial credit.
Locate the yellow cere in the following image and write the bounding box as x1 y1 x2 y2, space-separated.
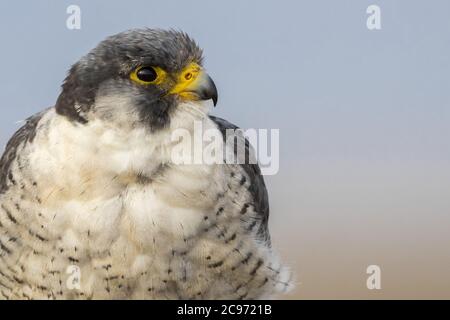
168 62 202 97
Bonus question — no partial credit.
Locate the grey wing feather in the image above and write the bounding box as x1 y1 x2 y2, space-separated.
209 116 271 244
0 111 45 194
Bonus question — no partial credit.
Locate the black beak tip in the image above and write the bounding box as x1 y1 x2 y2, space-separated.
205 74 218 107
209 77 218 107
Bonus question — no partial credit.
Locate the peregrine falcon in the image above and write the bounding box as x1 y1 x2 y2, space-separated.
0 29 291 300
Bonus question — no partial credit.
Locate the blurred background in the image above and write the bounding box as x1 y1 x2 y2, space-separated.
1 0 449 299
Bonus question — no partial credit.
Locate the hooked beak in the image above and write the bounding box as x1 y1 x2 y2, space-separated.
168 64 218 107
193 72 218 107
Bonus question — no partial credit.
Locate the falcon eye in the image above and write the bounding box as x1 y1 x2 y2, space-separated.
137 67 157 82
130 66 166 85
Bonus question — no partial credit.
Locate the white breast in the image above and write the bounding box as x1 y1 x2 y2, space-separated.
22 105 230 294
3 104 291 299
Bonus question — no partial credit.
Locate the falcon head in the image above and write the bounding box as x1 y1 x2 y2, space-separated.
55 29 218 131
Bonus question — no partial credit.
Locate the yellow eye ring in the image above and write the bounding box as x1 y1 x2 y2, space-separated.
130 66 166 85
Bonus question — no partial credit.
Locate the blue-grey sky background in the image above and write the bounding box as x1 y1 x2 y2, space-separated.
1 0 449 298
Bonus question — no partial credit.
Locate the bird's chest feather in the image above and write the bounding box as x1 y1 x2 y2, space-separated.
40 115 223 247
55 165 219 255
1 111 289 300
52 167 224 298
18 112 239 298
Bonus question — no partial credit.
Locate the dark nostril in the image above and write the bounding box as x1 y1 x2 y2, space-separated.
185 72 193 81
